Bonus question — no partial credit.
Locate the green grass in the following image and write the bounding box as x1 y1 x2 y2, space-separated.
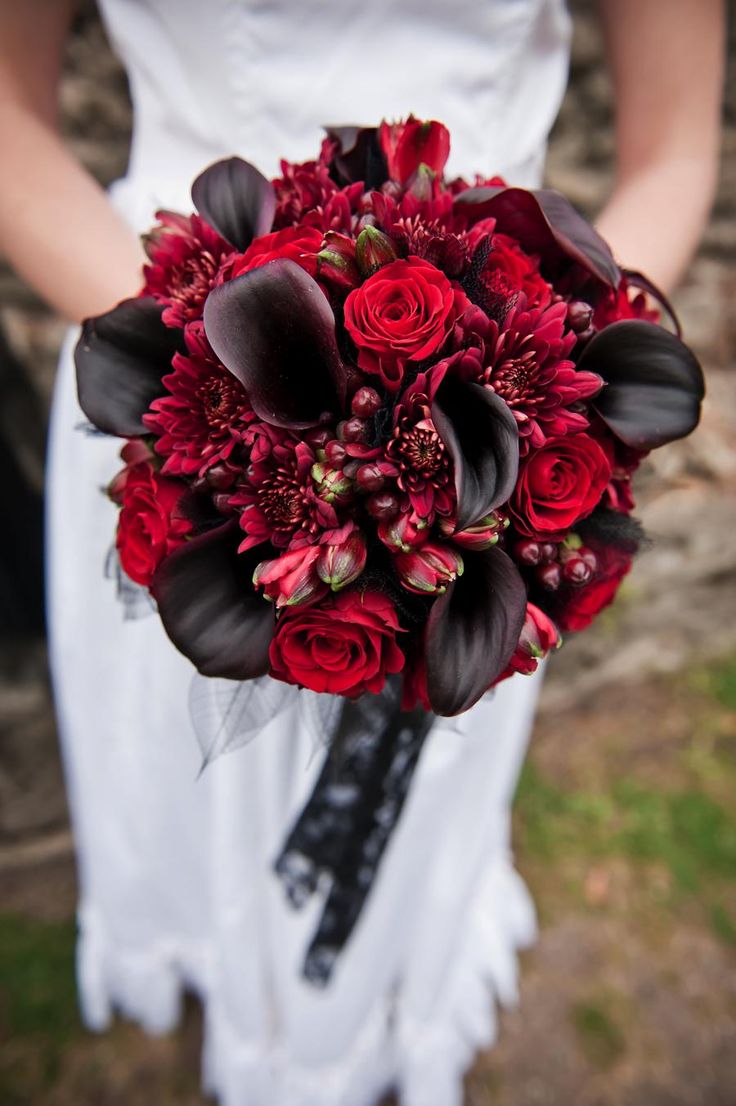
0 915 80 1091
689 652 736 712
572 1000 627 1069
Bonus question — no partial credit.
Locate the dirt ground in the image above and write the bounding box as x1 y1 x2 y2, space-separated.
1 3 735 1105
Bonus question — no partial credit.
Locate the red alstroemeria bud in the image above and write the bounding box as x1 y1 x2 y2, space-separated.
566 300 594 334
253 546 327 609
316 231 360 289
355 226 398 279
441 512 508 551
562 556 593 586
316 530 367 591
394 542 463 595
377 510 426 552
341 416 370 444
512 539 542 565
325 440 347 466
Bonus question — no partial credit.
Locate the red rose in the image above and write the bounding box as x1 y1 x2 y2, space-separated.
116 462 192 587
343 257 466 391
229 225 324 278
557 563 631 632
379 116 451 185
269 589 404 697
509 435 612 538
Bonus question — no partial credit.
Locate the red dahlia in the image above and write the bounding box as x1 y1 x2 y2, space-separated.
143 323 255 477
229 424 344 552
384 369 455 525
457 298 602 454
143 211 233 328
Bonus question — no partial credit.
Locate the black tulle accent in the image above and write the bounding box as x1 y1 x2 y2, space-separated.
578 507 647 556
274 677 435 985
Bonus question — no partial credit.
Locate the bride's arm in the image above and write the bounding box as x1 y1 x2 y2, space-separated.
0 1 144 322
595 0 725 293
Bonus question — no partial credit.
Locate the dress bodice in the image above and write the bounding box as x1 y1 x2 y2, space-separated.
97 0 571 224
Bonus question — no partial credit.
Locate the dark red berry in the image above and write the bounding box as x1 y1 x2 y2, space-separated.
325 440 347 466
366 492 400 520
351 386 382 418
566 300 593 333
341 416 370 443
578 546 598 572
539 542 559 564
206 464 237 490
513 539 542 565
536 563 562 590
356 464 385 493
306 426 331 449
562 557 593 586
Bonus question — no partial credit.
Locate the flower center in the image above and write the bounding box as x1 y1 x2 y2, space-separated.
198 375 239 427
397 427 445 477
170 250 219 308
258 475 305 527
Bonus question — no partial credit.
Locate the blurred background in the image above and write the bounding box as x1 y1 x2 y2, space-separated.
1 3 735 1104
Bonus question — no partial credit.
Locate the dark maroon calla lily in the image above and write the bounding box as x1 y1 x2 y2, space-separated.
191 157 276 252
431 376 519 531
75 297 183 437
454 186 620 290
579 319 705 449
622 269 681 337
425 544 527 716
203 259 347 428
151 521 274 680
324 125 389 190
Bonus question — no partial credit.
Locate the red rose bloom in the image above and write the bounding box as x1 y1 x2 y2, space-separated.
509 434 612 538
229 225 325 279
269 589 405 697
116 463 192 587
343 256 467 391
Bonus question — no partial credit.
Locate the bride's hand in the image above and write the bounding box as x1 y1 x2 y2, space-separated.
595 0 725 293
0 1 144 322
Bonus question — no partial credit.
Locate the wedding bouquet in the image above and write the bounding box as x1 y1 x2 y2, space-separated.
76 117 704 980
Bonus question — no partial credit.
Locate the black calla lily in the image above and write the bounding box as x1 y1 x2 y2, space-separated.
75 297 183 437
425 544 527 716
191 157 276 251
203 258 347 428
454 186 620 290
324 125 389 190
431 375 519 531
151 521 274 680
579 319 705 450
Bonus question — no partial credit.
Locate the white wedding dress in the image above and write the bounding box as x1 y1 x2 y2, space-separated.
47 2 571 1104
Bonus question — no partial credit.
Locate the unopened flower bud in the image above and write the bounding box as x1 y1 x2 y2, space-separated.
440 511 506 551
539 542 559 565
407 163 436 202
355 225 398 278
316 531 367 591
206 463 237 490
311 462 353 504
351 386 383 418
253 546 325 608
316 231 360 289
395 542 463 595
377 511 426 552
578 545 598 572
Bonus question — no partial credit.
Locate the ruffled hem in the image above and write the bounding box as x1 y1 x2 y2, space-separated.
75 854 535 1106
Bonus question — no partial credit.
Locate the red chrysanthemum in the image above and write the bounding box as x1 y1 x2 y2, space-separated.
143 323 255 477
455 298 603 453
229 424 346 552
384 368 455 525
143 211 233 328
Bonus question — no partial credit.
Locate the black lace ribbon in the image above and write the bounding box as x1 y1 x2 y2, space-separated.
274 678 435 985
